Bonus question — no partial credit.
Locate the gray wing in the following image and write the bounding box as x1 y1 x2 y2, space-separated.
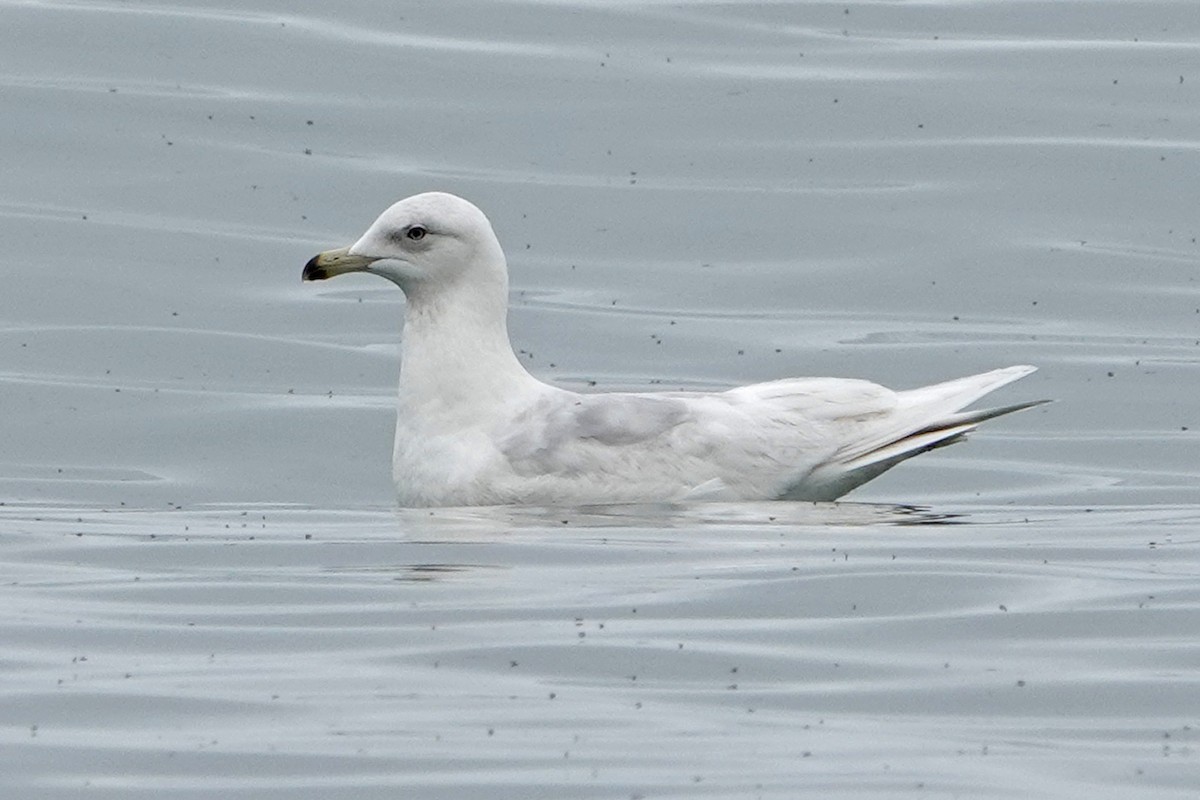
498 391 692 476
495 380 892 493
492 367 1040 501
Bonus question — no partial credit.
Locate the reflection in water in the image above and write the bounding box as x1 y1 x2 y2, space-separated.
323 562 499 582
397 500 962 536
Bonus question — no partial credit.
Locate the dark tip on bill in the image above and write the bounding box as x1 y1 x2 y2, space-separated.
302 254 327 282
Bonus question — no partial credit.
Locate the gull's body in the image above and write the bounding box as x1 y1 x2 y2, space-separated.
304 192 1045 507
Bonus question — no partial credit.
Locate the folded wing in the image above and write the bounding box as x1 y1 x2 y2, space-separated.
496 366 1045 502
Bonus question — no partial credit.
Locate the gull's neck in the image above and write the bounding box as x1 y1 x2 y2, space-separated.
397 276 537 422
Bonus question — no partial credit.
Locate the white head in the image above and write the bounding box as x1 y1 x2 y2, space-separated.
303 192 507 298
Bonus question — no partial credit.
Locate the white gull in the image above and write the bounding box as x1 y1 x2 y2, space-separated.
303 192 1045 507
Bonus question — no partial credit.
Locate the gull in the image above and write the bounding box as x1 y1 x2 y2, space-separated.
303 192 1045 507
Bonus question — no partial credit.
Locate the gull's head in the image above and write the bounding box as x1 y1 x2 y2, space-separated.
302 192 505 294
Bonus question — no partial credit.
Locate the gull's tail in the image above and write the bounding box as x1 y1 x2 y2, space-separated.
800 365 1048 499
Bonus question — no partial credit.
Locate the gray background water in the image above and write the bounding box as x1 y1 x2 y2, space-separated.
2 1 1198 797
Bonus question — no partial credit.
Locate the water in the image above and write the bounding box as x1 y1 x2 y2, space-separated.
2 0 1198 796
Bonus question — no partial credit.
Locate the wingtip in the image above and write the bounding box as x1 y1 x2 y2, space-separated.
976 364 1039 391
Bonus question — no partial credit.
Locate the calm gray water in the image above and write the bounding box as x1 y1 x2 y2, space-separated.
2 0 1198 797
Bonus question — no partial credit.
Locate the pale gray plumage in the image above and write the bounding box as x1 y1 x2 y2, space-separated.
303 192 1046 507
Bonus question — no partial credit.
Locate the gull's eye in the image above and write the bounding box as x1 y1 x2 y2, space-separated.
406 225 427 241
